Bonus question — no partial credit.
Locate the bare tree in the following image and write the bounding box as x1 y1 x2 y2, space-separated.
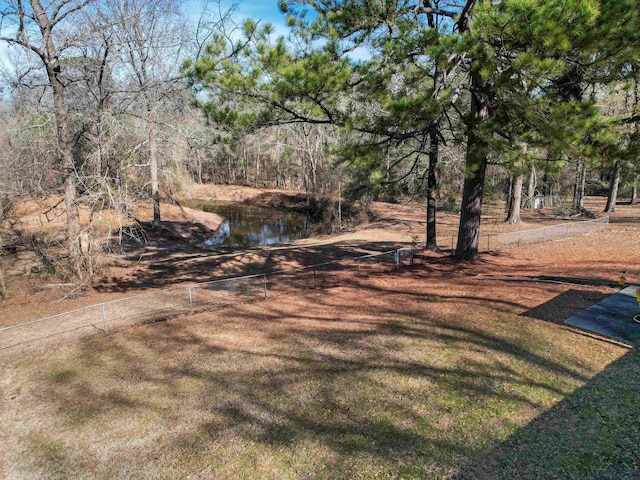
0 0 101 277
604 160 621 213
101 0 197 228
0 261 6 300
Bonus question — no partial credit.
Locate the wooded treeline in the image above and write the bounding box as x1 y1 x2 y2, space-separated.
1 0 639 283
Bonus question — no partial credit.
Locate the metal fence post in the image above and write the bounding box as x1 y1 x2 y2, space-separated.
263 274 268 298
395 250 399 269
313 267 317 287
357 258 361 275
188 286 194 315
487 234 490 251
101 303 108 334
451 237 454 252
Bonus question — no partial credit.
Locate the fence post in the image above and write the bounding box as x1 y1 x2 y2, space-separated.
313 267 317 287
357 258 361 275
263 274 268 299
101 303 108 334
487 234 490 251
395 250 399 269
451 237 454 252
188 286 194 315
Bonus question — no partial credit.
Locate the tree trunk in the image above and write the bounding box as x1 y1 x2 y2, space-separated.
425 124 439 251
573 160 585 211
338 179 342 228
631 180 638 205
149 120 161 228
525 164 536 209
53 75 82 278
505 174 514 217
505 174 523 224
572 160 595 217
456 157 488 260
456 73 490 261
580 166 587 204
0 263 7 300
25 0 84 277
604 161 621 213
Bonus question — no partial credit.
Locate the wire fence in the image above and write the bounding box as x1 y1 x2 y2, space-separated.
0 216 609 355
436 216 610 252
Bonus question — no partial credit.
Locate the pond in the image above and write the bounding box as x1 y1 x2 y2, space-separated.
182 201 310 248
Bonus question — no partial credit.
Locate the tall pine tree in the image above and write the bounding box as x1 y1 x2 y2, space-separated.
188 0 640 260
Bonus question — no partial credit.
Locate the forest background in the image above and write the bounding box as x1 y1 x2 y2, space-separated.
0 0 638 291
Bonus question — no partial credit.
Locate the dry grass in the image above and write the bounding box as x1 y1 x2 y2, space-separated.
1 247 638 478
1 192 639 479
6 196 223 241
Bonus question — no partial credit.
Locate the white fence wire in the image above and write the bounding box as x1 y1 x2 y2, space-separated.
0 216 609 354
437 216 610 253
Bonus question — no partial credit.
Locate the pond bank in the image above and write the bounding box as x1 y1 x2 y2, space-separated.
177 183 329 217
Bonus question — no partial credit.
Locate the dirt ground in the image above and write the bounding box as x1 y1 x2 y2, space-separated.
1 223 638 478
0 186 638 330
0 185 640 326
0 189 640 477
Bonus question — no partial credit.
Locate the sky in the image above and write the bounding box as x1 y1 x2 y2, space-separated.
0 0 292 66
0 0 367 100
0 0 292 96
196 0 293 38
219 0 289 25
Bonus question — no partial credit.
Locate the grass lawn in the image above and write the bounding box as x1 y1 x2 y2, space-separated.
2 262 638 479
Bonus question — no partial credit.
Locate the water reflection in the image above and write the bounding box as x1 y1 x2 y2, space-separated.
183 201 310 248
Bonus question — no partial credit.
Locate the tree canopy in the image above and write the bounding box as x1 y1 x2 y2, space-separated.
188 0 640 259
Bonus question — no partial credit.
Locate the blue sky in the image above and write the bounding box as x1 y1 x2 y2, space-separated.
0 0 293 87
220 0 288 24
0 0 372 99
0 0 292 58
197 0 292 37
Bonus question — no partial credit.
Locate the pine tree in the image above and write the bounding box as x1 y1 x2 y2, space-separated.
187 0 640 260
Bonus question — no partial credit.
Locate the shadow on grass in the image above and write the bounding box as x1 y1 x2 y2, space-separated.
14 252 638 478
453 348 640 480
522 289 610 325
608 216 640 224
98 234 412 293
22 275 625 478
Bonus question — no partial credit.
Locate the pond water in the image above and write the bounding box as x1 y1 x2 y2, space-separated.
183 201 310 248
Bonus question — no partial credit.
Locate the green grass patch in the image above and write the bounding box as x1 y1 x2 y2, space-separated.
454 348 640 480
